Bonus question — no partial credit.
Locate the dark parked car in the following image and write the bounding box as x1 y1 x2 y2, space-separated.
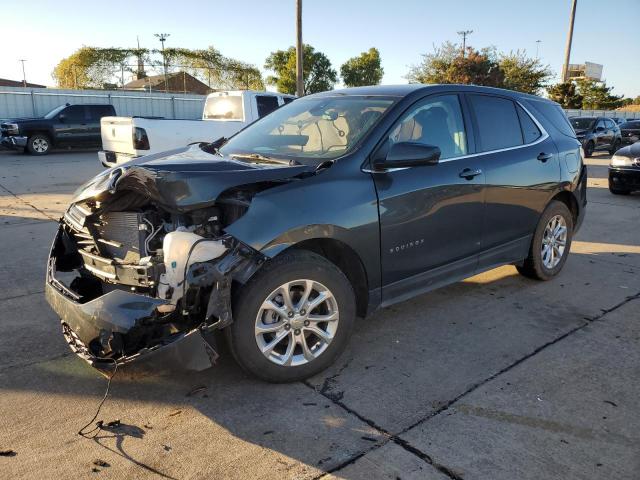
1 103 116 155
569 116 622 157
609 142 640 194
619 120 640 145
45 85 587 382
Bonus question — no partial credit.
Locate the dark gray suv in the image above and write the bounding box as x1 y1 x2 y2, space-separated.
45 85 587 382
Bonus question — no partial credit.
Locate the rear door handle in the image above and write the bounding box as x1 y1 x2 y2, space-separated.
537 152 553 162
459 167 482 180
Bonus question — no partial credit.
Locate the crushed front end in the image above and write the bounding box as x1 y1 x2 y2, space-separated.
46 189 265 373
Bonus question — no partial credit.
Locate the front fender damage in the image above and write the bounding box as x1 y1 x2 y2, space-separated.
46 224 265 373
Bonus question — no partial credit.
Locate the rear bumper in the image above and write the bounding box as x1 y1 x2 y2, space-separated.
45 225 218 372
98 150 136 168
1 135 28 149
609 166 640 191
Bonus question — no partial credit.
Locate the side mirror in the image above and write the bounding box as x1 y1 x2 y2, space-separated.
596 126 604 132
374 142 441 170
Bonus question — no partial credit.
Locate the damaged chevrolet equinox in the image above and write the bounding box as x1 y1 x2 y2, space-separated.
46 85 587 382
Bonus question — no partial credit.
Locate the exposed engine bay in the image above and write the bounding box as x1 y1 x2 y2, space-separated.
45 146 316 371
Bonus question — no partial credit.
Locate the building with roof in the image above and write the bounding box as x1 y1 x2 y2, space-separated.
124 72 211 95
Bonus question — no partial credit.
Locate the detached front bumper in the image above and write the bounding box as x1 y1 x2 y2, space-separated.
45 226 219 372
609 166 640 192
1 135 28 149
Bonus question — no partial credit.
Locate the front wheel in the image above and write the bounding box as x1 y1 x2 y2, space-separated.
609 139 621 155
583 141 594 158
26 134 51 155
517 201 574 281
226 249 356 382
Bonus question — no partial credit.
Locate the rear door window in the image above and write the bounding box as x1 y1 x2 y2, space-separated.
516 105 542 144
256 95 280 118
468 94 522 152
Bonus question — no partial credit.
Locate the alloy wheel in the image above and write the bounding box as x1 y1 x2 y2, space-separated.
255 279 339 367
32 138 48 153
541 215 567 269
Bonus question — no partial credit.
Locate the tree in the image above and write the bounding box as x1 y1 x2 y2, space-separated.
265 44 337 94
407 42 503 87
52 47 137 89
53 46 263 91
163 46 264 90
340 48 384 87
547 82 583 108
498 50 553 95
575 78 624 110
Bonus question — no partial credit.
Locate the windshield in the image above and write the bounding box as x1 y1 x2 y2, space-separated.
204 95 244 120
570 118 596 130
218 95 395 163
44 105 67 119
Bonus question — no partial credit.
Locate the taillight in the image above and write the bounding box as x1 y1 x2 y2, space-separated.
132 127 150 150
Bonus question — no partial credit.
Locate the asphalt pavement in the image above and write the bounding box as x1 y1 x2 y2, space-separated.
0 148 638 479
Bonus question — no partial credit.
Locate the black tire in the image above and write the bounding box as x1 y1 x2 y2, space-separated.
226 249 356 383
584 141 594 158
26 134 51 155
517 201 574 281
609 139 621 155
609 186 630 195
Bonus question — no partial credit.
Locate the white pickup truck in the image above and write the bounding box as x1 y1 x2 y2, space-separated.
98 90 295 167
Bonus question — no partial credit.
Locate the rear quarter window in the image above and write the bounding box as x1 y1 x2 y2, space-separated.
526 99 575 138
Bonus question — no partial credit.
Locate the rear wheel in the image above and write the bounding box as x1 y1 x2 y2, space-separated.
609 139 621 155
584 141 594 158
226 249 356 382
517 201 573 281
26 134 51 155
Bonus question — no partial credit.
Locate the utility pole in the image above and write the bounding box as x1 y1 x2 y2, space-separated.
535 40 542 59
155 33 170 92
295 0 304 97
19 59 27 87
561 0 577 83
457 30 473 57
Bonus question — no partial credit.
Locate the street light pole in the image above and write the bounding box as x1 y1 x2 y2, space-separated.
19 59 27 87
561 0 577 83
155 33 170 92
295 0 304 97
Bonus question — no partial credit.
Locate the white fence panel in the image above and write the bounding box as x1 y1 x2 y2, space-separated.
564 109 640 120
0 86 205 119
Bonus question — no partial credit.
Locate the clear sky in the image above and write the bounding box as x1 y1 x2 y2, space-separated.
4 0 639 98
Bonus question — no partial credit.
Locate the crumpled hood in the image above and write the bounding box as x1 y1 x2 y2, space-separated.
72 144 315 211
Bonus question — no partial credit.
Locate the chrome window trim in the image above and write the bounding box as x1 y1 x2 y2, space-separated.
364 99 550 173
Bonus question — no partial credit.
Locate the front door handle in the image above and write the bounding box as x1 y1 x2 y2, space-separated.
537 152 553 162
459 167 482 180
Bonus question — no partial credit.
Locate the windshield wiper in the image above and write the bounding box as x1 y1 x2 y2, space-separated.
229 153 298 166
